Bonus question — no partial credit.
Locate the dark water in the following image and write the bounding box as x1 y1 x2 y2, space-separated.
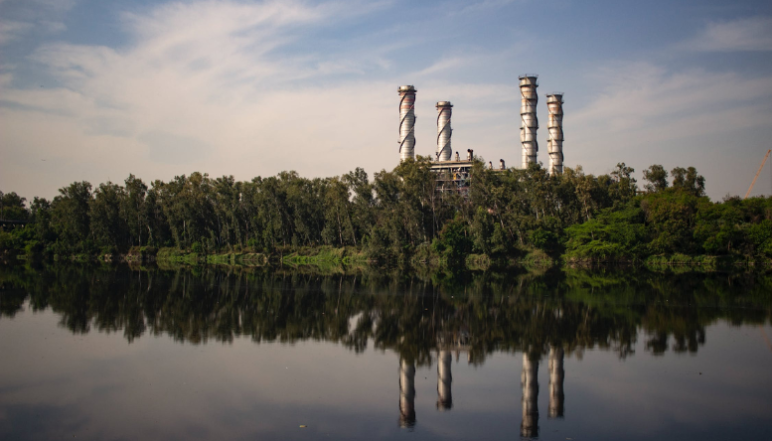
1 264 771 441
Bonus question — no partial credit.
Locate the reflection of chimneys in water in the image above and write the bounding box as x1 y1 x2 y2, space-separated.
546 94 564 174
437 350 453 410
548 346 565 418
436 101 453 161
519 75 539 169
398 85 417 162
521 354 539 438
399 359 416 428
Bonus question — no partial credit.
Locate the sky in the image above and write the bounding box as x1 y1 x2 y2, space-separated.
1 0 771 201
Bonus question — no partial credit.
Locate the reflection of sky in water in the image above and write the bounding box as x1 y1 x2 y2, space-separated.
1 303 771 441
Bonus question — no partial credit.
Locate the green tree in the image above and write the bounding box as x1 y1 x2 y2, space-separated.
642 165 668 193
671 166 705 197
0 191 29 221
51 181 93 253
123 174 148 247
90 182 129 252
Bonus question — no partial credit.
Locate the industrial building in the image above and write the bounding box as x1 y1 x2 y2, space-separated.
396 76 565 193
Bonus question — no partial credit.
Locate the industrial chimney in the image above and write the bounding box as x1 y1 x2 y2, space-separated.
398 85 417 161
436 101 453 161
519 75 539 169
546 94 564 174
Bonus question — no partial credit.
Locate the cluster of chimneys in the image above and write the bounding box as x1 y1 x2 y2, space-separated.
397 76 564 174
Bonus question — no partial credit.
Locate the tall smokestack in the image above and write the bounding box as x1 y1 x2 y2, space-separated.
519 75 539 169
547 94 564 174
436 101 453 162
398 85 417 161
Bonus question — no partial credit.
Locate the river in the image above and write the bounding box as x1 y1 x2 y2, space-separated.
1 264 770 440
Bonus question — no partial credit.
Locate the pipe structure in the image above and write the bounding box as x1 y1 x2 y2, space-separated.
548 346 564 418
399 359 416 427
547 94 564 174
521 353 539 438
437 350 453 410
398 85 417 161
519 75 539 169
436 101 453 162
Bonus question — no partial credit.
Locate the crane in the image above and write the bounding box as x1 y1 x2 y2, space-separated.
744 149 771 199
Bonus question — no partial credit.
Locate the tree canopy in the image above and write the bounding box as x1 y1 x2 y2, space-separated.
1 159 770 263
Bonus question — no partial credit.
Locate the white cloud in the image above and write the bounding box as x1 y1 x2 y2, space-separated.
682 16 772 52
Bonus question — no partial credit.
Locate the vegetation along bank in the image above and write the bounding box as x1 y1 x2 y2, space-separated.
1 158 770 268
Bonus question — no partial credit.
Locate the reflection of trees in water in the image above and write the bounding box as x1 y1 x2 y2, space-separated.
0 265 770 362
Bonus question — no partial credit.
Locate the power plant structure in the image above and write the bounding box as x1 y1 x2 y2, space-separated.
398 85 417 162
547 94 564 174
519 75 539 169
396 76 564 193
436 101 453 162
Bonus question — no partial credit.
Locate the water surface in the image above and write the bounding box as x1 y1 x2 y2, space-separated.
1 265 771 440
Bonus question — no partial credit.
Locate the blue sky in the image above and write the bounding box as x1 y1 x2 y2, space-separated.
1 0 771 200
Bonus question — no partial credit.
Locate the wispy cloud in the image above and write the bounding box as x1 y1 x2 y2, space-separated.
573 62 772 136
446 0 524 16
0 0 76 45
2 0 771 201
569 61 772 193
414 57 466 77
0 0 407 198
681 16 772 52
0 19 31 45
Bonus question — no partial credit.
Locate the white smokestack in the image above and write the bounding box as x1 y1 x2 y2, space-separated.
519 75 539 168
547 94 564 174
398 85 417 161
436 101 453 161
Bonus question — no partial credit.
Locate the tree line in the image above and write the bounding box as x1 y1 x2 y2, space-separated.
1 158 770 262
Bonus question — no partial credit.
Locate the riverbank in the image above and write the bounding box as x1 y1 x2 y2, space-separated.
12 245 771 272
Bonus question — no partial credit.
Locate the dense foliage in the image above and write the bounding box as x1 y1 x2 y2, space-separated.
1 159 770 263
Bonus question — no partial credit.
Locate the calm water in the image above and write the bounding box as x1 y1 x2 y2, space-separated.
1 264 771 440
